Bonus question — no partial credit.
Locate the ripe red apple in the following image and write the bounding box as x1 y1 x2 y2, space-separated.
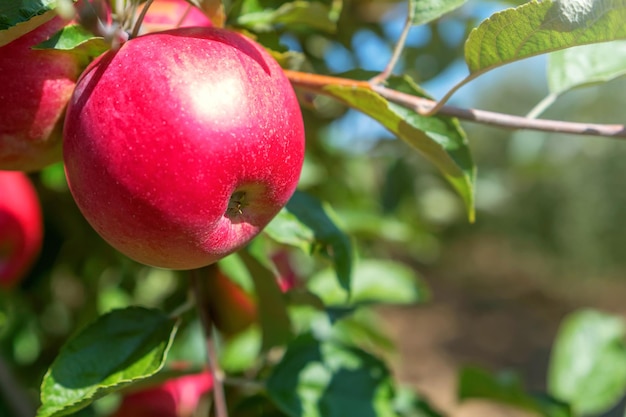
63 27 305 269
0 17 81 172
207 258 298 336
139 0 212 33
0 171 43 289
112 369 213 417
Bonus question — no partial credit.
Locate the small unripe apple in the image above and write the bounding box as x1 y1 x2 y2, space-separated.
63 27 305 269
112 370 213 417
0 171 43 289
140 0 212 33
0 17 81 171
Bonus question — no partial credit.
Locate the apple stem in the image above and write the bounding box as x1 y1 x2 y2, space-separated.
190 265 229 417
130 0 155 38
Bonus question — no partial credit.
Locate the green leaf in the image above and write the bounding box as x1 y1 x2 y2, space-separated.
0 4 56 47
548 309 626 416
264 208 316 253
237 1 340 33
459 366 571 417
267 191 354 292
409 0 467 26
324 74 475 221
266 334 398 417
548 40 626 95
307 259 429 308
37 307 179 417
239 250 294 351
465 0 626 75
33 24 109 64
219 325 262 373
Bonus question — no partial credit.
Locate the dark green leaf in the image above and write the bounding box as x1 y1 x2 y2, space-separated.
308 259 429 308
267 191 354 292
324 74 475 221
548 309 626 416
267 334 398 417
37 307 178 417
409 0 467 26
465 0 626 75
459 366 571 417
0 3 56 47
33 24 109 64
239 250 294 350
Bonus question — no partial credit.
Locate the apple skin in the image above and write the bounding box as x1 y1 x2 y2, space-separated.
63 27 305 269
0 171 43 289
112 370 213 417
0 17 80 172
207 255 298 336
140 0 213 33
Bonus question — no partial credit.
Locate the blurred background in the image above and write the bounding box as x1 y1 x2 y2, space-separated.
2 0 626 415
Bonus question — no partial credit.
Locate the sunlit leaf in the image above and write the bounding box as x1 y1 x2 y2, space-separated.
308 259 428 308
324 73 475 221
267 334 398 417
409 0 467 26
266 191 354 292
37 307 178 417
465 0 626 75
548 309 626 416
33 24 108 64
548 40 626 95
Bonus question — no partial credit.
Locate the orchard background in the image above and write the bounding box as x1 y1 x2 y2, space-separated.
1 0 626 416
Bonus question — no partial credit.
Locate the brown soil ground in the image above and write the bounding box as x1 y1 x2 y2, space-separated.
379 235 626 417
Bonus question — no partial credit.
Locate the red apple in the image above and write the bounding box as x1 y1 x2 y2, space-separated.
207 258 298 336
139 0 212 34
112 370 213 417
0 171 43 289
0 17 81 172
205 267 258 335
63 27 305 269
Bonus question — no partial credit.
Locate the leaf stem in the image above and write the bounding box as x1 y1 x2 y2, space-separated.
130 0 154 38
526 92 559 119
191 265 229 417
284 70 626 139
370 13 413 85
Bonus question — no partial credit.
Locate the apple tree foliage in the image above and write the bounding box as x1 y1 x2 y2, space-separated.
1 0 626 416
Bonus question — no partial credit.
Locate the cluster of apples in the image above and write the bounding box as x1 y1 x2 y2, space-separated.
1 0 305 286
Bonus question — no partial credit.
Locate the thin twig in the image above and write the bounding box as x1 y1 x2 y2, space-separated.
191 265 228 417
370 14 413 85
284 70 626 139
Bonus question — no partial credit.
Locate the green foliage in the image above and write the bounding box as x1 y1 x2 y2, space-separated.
409 0 467 26
459 367 571 417
0 0 56 36
548 310 626 416
464 0 626 75
266 334 397 417
307 259 429 308
38 307 178 417
2 0 626 416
